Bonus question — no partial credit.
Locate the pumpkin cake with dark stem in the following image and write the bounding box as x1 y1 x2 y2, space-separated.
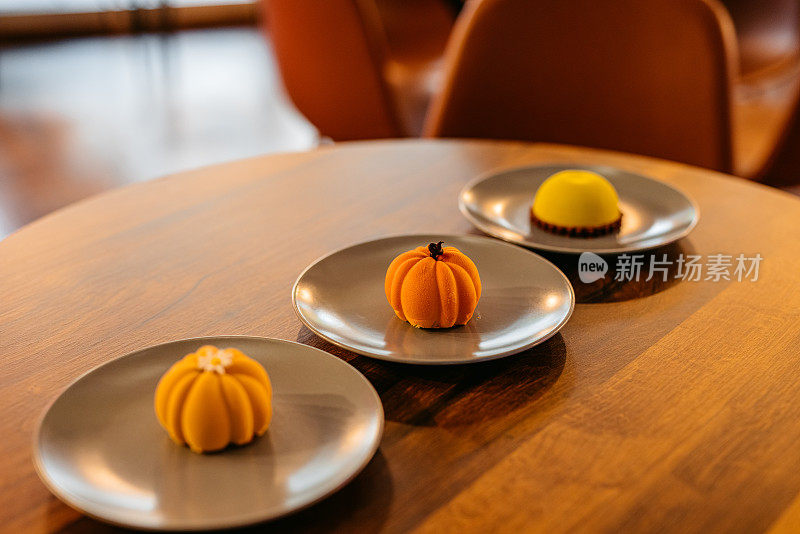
385 241 481 328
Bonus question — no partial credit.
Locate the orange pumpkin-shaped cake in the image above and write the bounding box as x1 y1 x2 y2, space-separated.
154 345 272 453
385 241 481 328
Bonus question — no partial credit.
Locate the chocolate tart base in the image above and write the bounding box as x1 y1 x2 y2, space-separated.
531 213 622 238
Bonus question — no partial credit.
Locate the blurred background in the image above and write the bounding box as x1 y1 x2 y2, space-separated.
0 0 318 238
1 0 799 239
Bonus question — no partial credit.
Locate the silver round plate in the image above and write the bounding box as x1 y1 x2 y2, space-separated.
459 164 699 254
33 336 384 531
293 234 574 365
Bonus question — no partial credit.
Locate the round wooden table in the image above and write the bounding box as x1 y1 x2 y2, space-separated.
3 140 800 533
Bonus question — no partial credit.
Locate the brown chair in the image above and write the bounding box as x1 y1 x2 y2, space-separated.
723 0 800 179
722 0 800 80
263 0 453 141
753 73 800 187
424 0 798 179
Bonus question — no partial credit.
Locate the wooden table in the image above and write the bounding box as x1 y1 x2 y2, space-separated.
3 140 800 533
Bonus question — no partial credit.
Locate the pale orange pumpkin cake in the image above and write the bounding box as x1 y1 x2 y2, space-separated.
385 241 481 329
154 345 272 454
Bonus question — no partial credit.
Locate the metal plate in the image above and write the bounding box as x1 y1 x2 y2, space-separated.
459 164 699 254
33 336 384 531
293 234 574 365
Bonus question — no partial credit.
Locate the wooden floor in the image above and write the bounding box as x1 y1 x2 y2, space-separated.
0 27 317 239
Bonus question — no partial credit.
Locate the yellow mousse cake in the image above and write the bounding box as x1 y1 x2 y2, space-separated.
531 170 622 237
385 241 481 329
154 345 272 453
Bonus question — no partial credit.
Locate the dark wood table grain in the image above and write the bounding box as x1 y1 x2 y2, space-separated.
2 140 800 533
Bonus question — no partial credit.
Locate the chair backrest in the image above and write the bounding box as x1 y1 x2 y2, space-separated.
425 0 739 173
264 0 403 140
723 0 800 77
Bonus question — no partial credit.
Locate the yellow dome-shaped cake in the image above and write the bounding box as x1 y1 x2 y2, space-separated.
531 170 622 237
154 345 272 453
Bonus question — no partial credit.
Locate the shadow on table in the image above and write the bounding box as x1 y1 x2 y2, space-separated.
296 326 567 428
255 450 393 533
465 228 695 303
544 239 695 303
50 517 122 533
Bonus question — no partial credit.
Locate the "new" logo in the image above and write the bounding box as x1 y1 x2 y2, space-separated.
578 252 608 283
